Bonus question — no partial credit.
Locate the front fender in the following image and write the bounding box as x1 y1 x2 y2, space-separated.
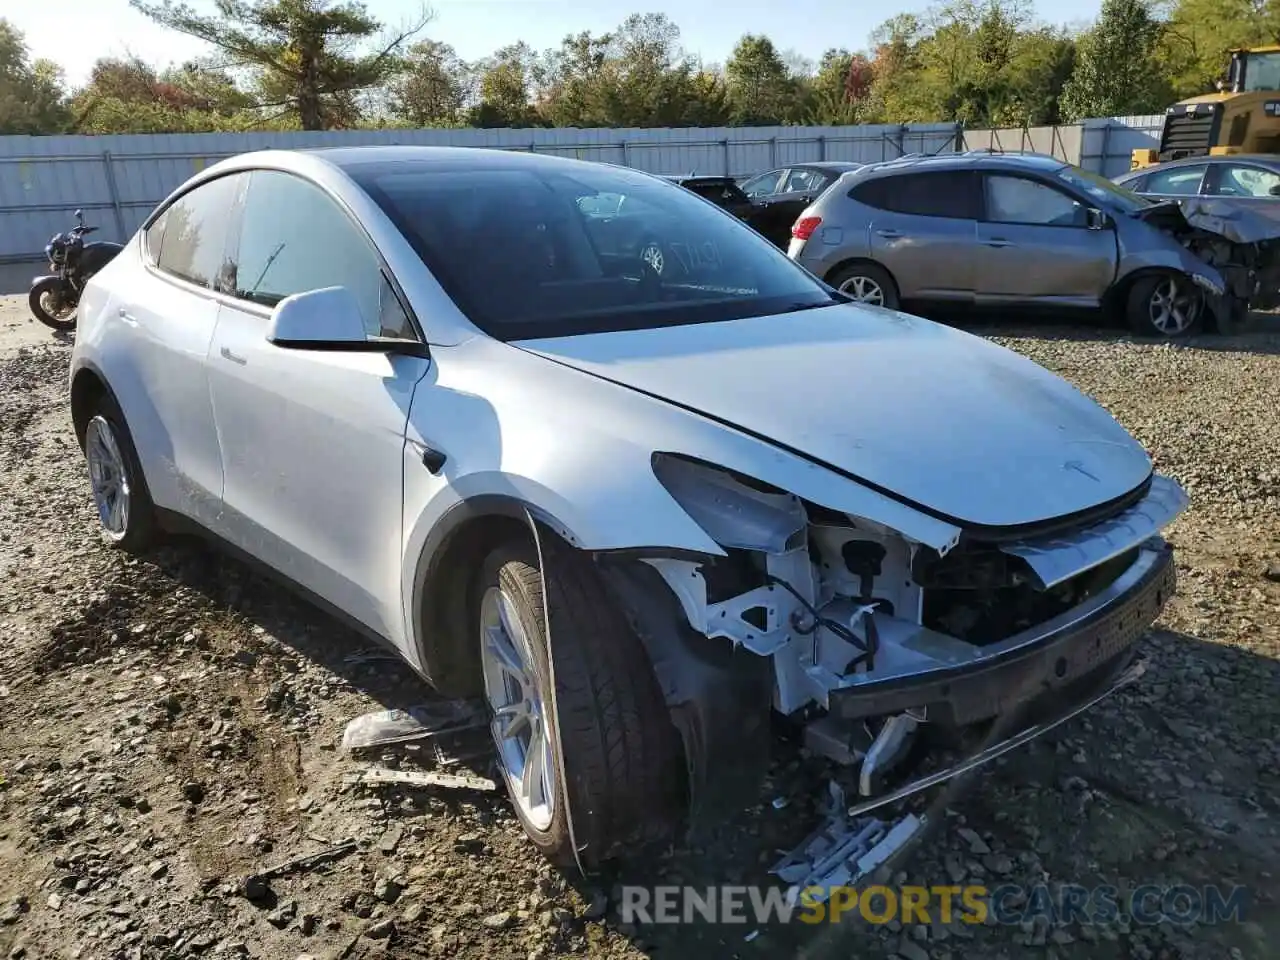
1117 223 1227 296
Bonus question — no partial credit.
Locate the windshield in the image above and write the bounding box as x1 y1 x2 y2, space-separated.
1055 165 1150 214
351 160 835 340
1243 51 1280 92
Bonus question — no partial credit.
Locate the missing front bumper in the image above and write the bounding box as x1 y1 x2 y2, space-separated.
828 540 1175 725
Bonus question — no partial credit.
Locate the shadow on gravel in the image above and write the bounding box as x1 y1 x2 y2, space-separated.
63 531 1280 960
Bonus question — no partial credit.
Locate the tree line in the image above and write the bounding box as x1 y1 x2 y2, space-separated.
0 0 1275 137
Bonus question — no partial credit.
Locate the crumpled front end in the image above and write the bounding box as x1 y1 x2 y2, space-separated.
611 454 1188 841
1136 198 1280 317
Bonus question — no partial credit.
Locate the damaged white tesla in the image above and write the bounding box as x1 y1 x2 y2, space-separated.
69 146 1188 872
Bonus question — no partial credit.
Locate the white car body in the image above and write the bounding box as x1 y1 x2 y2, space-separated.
69 146 1188 866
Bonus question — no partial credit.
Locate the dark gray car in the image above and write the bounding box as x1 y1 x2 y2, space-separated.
788 152 1277 337
1113 154 1280 205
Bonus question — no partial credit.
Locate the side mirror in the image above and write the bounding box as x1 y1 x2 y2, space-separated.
1085 207 1109 230
1269 183 1280 197
74 208 84 225
266 286 426 355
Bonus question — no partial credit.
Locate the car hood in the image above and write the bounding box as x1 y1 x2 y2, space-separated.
514 304 1153 530
1134 197 1280 244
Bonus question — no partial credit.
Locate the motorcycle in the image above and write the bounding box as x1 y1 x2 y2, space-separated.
29 209 123 332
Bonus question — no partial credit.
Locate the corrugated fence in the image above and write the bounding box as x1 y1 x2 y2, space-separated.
0 115 1162 264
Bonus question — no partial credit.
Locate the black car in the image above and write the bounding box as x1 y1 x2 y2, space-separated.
736 162 865 245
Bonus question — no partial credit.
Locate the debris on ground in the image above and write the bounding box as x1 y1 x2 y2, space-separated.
771 782 922 905
353 766 498 792
340 701 486 751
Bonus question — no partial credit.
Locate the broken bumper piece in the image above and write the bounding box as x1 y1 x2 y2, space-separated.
773 657 1146 903
827 539 1174 725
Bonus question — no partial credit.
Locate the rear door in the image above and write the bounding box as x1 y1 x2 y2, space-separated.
855 170 980 302
974 173 1117 307
110 172 244 527
1202 161 1280 203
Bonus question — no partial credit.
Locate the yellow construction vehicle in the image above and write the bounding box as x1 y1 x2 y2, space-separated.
1131 46 1280 169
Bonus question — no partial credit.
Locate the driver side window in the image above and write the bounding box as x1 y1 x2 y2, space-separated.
985 175 1086 227
230 170 415 340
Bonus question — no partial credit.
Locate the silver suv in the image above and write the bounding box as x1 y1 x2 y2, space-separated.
787 152 1245 338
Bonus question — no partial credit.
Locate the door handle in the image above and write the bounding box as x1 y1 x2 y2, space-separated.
983 238 1012 247
219 346 247 365
117 307 138 324
876 229 903 239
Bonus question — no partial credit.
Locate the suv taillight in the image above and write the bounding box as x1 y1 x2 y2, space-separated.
792 216 821 241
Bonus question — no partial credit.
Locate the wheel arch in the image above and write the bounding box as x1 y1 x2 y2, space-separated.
410 495 551 697
70 362 117 450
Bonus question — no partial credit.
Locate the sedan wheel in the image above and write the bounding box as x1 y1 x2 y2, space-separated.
479 584 556 831
838 275 885 305
639 242 665 276
828 262 900 310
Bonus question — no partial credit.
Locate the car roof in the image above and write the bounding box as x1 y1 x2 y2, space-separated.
300 144 604 174
860 151 1068 176
1115 154 1280 179
794 161 865 172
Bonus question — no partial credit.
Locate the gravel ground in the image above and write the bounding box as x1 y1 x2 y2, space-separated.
1 295 1278 960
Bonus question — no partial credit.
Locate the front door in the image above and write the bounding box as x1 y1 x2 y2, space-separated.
974 173 1117 308
206 168 430 650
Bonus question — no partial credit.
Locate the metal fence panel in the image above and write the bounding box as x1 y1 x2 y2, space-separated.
0 118 1163 263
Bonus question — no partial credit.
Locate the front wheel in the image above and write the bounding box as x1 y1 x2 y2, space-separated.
29 277 77 331
828 261 901 310
1126 273 1203 338
474 540 682 867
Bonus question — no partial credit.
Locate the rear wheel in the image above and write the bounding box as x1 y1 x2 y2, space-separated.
83 394 156 553
29 278 77 331
828 262 900 309
1126 273 1203 338
475 540 682 867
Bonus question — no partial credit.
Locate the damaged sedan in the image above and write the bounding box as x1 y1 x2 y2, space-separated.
68 146 1188 874
789 151 1280 337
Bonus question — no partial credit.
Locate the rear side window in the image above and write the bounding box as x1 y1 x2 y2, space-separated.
850 171 975 218
229 170 414 340
152 174 241 290
1144 164 1207 196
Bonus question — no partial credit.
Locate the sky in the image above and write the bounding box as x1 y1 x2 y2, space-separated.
7 0 1106 88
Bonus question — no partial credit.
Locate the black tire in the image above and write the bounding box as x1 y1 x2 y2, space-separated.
83 392 157 553
1125 273 1204 338
29 277 77 332
474 540 683 868
827 261 900 310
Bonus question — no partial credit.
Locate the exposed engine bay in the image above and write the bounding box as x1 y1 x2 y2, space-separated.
1138 198 1280 312
634 453 1188 807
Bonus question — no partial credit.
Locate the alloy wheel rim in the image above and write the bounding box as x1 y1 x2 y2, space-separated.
479 586 556 830
839 275 885 305
640 243 664 275
1147 277 1200 335
85 415 130 539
